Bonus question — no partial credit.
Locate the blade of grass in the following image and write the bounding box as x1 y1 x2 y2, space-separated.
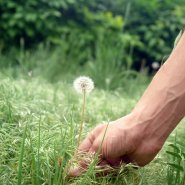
17 121 28 185
81 122 110 184
37 117 41 185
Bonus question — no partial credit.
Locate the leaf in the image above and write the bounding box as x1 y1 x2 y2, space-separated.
177 141 185 149
168 143 180 152
167 163 184 171
166 151 182 160
25 14 37 22
182 152 185 159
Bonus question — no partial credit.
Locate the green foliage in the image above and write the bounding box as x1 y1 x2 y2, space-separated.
0 0 124 50
125 0 185 66
0 33 141 90
0 67 184 184
85 33 140 90
0 0 62 48
0 0 185 86
0 70 183 184
166 136 185 185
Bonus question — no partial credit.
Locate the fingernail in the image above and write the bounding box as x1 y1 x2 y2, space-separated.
68 166 81 177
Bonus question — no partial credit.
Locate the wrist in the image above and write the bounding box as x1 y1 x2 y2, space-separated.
115 112 165 165
130 57 185 145
131 96 182 147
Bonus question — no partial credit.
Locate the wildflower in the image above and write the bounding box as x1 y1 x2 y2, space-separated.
64 76 94 176
28 71 32 77
73 76 94 147
73 76 94 94
152 62 160 70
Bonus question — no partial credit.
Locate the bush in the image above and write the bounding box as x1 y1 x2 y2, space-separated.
125 0 185 68
0 0 185 79
0 0 124 49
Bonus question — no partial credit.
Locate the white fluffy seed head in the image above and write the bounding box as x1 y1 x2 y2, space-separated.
152 62 160 70
73 76 94 94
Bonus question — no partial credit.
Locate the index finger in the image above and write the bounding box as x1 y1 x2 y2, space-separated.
68 124 105 176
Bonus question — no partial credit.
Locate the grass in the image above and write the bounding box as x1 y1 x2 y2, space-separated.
0 63 184 184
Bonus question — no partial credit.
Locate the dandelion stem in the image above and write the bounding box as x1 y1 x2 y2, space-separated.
62 90 86 178
64 76 94 178
77 89 86 147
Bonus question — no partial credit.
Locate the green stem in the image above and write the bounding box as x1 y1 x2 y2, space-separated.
37 118 41 185
17 122 27 185
63 90 86 178
77 90 86 147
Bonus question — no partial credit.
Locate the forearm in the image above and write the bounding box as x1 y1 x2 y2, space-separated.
132 32 185 144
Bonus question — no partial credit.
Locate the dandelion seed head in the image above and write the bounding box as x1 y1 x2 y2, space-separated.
152 62 160 70
73 76 94 94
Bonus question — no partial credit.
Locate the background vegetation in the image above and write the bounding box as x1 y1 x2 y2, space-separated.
1 0 185 76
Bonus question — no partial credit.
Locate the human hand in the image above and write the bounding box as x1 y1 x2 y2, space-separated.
69 32 185 176
68 113 163 176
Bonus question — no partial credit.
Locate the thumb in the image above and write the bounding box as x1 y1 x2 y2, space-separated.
68 124 105 177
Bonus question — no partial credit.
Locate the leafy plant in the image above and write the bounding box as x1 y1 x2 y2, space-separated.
125 0 185 67
166 136 185 185
85 32 140 90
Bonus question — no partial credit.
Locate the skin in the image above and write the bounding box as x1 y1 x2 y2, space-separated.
69 32 185 176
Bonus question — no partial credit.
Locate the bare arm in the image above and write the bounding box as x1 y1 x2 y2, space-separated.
132 32 185 146
69 32 185 176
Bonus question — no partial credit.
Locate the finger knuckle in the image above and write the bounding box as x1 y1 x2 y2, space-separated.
95 123 105 130
92 140 100 151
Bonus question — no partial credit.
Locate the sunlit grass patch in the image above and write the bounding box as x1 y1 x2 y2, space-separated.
0 74 184 185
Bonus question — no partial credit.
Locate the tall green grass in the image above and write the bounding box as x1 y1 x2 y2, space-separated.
0 44 184 184
0 31 140 91
166 135 185 185
0 69 184 184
